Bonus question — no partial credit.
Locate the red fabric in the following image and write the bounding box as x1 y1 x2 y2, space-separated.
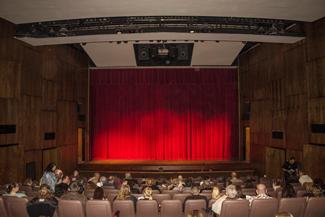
90 68 238 160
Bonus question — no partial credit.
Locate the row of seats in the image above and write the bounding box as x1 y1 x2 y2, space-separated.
1 196 325 217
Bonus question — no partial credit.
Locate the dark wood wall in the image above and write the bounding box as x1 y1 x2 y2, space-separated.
239 17 325 179
0 18 89 184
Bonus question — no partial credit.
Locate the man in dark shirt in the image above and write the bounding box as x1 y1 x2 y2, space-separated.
183 186 208 212
282 157 299 183
54 175 70 197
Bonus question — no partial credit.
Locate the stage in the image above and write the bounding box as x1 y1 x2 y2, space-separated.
78 160 254 178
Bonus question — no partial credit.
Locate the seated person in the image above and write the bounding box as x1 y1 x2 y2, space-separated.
27 184 58 217
282 183 296 198
212 184 239 216
93 186 106 200
211 186 223 200
303 182 322 197
88 172 101 185
246 184 272 205
236 185 246 199
282 157 299 183
183 186 208 212
227 172 243 186
138 187 153 200
60 181 87 207
3 182 27 198
54 175 70 198
114 184 137 209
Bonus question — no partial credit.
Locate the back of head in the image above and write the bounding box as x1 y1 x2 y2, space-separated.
303 182 314 193
117 185 131 200
187 209 204 217
256 183 267 195
212 186 221 199
191 186 200 195
39 184 52 199
93 186 104 200
44 162 56 173
7 182 19 194
69 181 80 192
274 212 293 217
226 184 238 199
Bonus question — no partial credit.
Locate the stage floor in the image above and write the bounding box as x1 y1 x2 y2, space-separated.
78 160 254 178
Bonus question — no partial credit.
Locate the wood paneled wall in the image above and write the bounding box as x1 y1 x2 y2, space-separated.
239 17 325 179
0 18 89 184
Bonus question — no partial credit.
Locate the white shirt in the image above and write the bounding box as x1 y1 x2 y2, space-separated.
212 195 227 215
299 175 313 186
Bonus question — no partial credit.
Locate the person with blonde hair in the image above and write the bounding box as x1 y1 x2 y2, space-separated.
114 184 137 208
138 187 153 200
274 212 294 217
187 209 204 217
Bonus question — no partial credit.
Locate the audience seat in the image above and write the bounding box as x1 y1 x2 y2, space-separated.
304 197 325 217
152 193 171 205
200 193 212 200
152 190 160 194
219 199 249 217
296 190 307 197
113 200 135 217
86 200 112 217
249 198 278 217
242 188 256 196
184 199 207 217
0 197 8 217
107 193 117 202
136 200 158 217
162 190 178 197
160 200 182 217
3 196 29 217
58 199 85 217
173 193 191 204
278 197 306 217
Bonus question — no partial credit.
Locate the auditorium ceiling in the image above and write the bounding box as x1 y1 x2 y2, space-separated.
0 0 324 23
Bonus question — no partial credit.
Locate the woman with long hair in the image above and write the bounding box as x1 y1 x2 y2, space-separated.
40 162 57 192
138 187 153 200
114 184 137 209
3 182 27 198
211 186 222 200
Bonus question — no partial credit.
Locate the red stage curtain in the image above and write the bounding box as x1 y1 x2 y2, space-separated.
90 68 238 160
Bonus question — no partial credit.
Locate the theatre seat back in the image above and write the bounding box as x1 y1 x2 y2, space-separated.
278 197 306 217
58 199 85 217
249 198 278 217
160 200 182 217
136 200 158 217
219 199 249 217
86 200 112 217
113 200 135 217
152 194 171 205
304 197 325 217
0 197 8 217
3 196 29 217
184 199 207 217
173 193 191 204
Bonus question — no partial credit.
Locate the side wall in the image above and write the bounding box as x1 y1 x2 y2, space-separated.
0 18 89 184
239 18 325 179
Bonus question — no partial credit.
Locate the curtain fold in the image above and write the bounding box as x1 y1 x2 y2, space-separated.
90 68 238 160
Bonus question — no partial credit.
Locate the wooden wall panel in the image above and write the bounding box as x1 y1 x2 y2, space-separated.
240 17 325 177
265 147 285 178
303 144 325 180
0 18 89 184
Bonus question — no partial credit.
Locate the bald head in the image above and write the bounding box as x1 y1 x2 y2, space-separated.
256 184 267 195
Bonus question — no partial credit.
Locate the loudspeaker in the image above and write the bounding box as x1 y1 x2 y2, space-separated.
44 132 55 140
311 124 325 133
272 131 284 139
0 124 16 134
177 44 189 60
137 45 150 60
